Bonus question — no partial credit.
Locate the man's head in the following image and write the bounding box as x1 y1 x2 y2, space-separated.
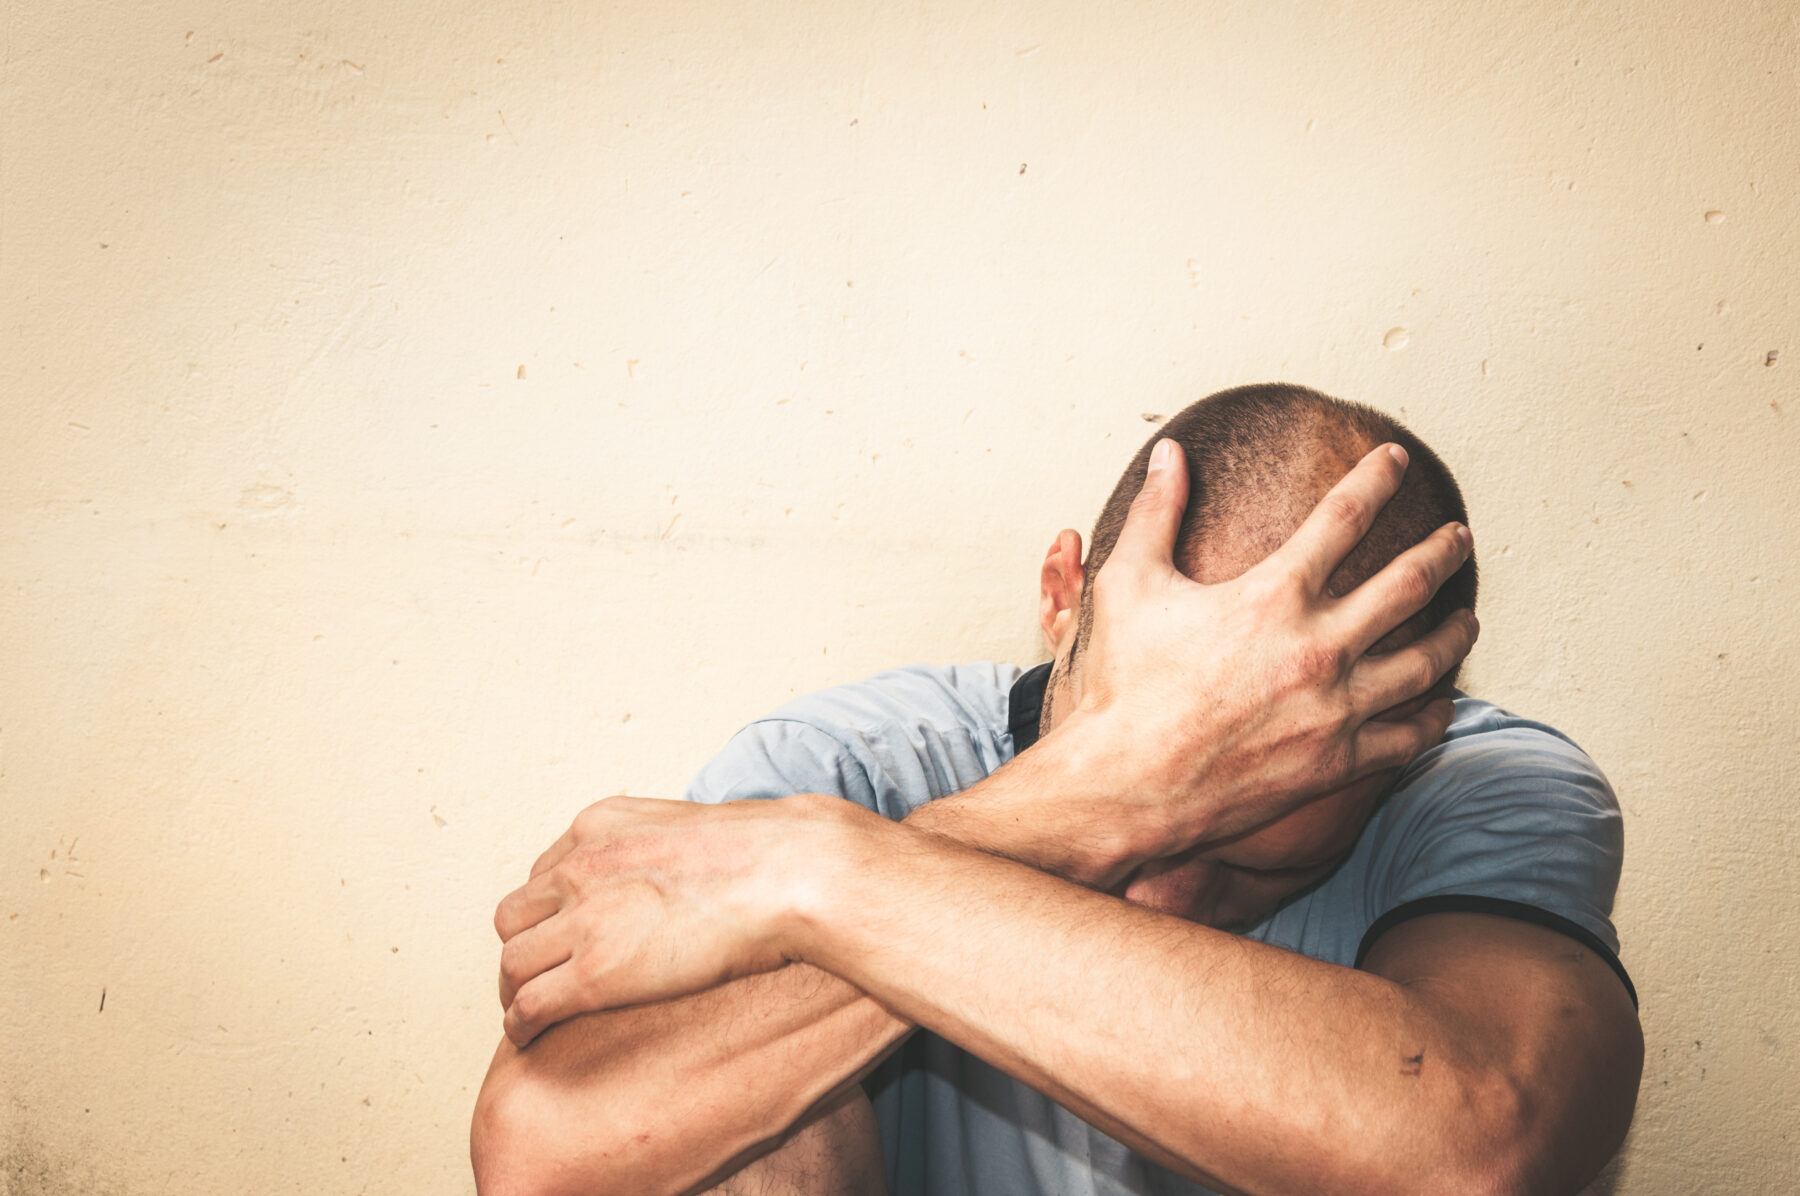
1035 383 1478 927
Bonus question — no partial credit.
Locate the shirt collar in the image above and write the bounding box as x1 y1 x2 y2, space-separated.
1007 662 1052 753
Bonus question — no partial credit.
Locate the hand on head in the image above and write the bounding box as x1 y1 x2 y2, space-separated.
1044 437 1477 875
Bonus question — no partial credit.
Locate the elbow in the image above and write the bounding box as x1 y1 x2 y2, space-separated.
472 1069 617 1196
1354 1067 1545 1196
1445 1069 1540 1196
1435 1062 1633 1196
471 1062 718 1196
470 1075 559 1196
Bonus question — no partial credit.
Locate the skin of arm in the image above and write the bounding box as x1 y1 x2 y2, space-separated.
475 770 1641 1196
470 777 1123 1196
781 798 1644 1196
472 442 1496 1194
470 799 984 1196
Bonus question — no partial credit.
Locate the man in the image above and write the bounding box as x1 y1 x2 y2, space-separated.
471 384 1642 1195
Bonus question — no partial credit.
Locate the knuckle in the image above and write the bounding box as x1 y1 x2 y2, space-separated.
1091 562 1139 604
1243 566 1286 602
1130 477 1169 509
1382 733 1421 769
1291 641 1347 685
575 949 607 988
1272 569 1311 610
1321 493 1366 533
1395 561 1434 607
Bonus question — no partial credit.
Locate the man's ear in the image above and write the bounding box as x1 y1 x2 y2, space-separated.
1038 529 1086 657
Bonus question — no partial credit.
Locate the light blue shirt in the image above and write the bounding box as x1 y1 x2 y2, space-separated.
685 662 1630 1196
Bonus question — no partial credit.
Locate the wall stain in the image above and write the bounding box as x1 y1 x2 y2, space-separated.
3 1111 133 1196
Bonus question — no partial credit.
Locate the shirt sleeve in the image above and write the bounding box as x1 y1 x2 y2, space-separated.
1353 720 1633 1001
683 718 881 812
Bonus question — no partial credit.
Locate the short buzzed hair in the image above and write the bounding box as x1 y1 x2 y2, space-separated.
1078 383 1477 657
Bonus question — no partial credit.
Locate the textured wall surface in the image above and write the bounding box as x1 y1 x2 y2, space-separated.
2 2 1795 1192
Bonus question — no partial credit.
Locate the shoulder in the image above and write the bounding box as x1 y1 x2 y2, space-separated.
1352 695 1626 952
1383 697 1621 846
756 662 1021 746
684 662 1023 819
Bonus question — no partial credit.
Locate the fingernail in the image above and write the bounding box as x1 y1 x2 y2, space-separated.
1149 439 1174 473
1387 444 1408 467
1454 523 1473 548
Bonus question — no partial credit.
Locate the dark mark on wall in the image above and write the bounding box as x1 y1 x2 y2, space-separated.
1767 350 1780 367
98 989 105 1013
1019 163 1027 174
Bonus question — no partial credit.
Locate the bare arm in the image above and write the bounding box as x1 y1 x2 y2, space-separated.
469 773 1127 1196
473 441 1480 1194
472 799 965 1196
479 779 1639 1196
786 803 1642 1196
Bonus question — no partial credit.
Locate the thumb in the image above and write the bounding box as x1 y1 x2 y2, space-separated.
1108 439 1188 580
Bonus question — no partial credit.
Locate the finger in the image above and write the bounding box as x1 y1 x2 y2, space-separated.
1349 697 1457 776
1104 438 1190 581
493 871 565 942
1332 521 1474 655
1351 609 1478 715
1267 443 1409 594
504 961 589 1048
498 915 574 1009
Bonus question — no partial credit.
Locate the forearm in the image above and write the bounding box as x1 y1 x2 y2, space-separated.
794 812 1532 1196
473 962 905 1195
472 791 1086 1196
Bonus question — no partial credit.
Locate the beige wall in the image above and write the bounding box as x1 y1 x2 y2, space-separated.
3 2 1795 1192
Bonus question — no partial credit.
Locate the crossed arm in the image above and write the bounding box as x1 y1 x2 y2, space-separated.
471 766 1641 1196
470 442 1643 1195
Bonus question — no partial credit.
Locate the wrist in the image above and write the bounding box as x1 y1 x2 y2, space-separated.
1034 708 1209 872
764 792 876 966
912 721 1171 889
